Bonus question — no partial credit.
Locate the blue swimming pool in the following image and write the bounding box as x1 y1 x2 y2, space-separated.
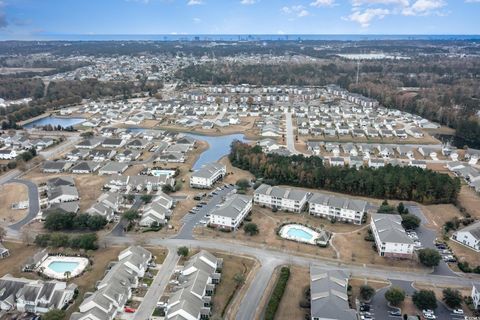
286 228 314 241
47 261 79 273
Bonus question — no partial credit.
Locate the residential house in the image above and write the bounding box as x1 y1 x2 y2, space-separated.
472 284 480 310
0 275 76 313
309 267 357 320
165 251 222 320
368 158 385 169
70 246 151 320
43 161 72 173
0 149 17 160
47 185 79 204
71 161 101 174
98 162 129 175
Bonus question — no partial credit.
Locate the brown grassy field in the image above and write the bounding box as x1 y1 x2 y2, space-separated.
211 253 256 319
457 185 480 219
218 156 255 185
0 183 28 225
274 265 310 320
420 204 463 232
446 240 480 267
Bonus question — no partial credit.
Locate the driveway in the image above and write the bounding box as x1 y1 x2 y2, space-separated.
133 249 179 320
110 196 143 237
406 205 457 277
8 179 40 231
174 184 236 240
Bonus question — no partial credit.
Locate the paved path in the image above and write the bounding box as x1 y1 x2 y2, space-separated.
7 179 40 231
285 112 298 154
133 249 179 320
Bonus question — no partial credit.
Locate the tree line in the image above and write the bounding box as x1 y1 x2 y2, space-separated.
44 211 108 231
229 141 460 204
34 233 98 250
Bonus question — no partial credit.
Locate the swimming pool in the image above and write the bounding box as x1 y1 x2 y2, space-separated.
286 228 314 241
279 224 322 245
38 256 89 279
48 261 80 273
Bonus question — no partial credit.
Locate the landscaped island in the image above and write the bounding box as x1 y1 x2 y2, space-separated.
229 141 460 204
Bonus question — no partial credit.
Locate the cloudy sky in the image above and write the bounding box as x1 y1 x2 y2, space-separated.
0 0 479 39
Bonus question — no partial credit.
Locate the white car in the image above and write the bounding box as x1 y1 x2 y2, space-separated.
452 309 464 315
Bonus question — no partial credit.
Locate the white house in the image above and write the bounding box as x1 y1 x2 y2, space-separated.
209 194 252 230
309 193 368 225
452 221 480 252
190 162 226 189
472 284 480 310
254 184 309 213
370 213 414 259
0 149 17 160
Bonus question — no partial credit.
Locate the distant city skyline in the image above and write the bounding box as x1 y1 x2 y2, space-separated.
0 0 479 40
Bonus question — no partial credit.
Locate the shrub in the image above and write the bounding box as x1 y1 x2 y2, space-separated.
360 285 375 301
442 288 462 309
243 222 259 236
385 287 405 307
412 290 437 310
265 267 290 320
177 246 189 257
418 248 442 267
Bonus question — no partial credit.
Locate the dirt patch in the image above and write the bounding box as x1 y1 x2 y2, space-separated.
420 204 463 233
0 183 29 226
275 265 310 320
0 242 42 279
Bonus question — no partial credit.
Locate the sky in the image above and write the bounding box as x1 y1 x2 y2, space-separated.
0 0 479 39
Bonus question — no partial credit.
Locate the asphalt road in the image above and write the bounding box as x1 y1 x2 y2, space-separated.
174 184 235 240
110 196 143 237
7 179 40 231
285 112 298 155
406 205 457 277
133 249 179 320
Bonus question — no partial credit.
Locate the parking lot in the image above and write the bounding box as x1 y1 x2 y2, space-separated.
174 183 236 239
368 279 465 320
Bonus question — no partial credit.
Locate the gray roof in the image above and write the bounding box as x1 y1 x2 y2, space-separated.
310 266 357 320
371 213 414 244
192 162 225 179
309 193 368 212
210 194 252 219
99 162 128 172
254 184 309 202
456 220 480 240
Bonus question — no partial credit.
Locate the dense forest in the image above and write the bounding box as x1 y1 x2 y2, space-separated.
229 141 460 204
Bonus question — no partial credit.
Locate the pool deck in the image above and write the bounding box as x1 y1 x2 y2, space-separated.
279 224 320 245
38 256 89 280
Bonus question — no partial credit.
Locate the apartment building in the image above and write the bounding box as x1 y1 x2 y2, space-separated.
190 162 226 189
308 193 368 225
254 184 310 213
209 194 253 230
452 221 480 252
370 214 414 258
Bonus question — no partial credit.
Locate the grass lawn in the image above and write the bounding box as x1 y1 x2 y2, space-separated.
211 252 256 319
0 183 29 226
457 185 480 219
196 206 339 260
274 265 310 320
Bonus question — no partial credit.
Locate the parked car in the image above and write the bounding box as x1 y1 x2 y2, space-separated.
389 310 401 316
359 304 370 312
124 307 136 313
452 309 464 315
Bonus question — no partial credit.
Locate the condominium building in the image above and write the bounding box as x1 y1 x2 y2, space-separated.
190 162 226 189
209 194 253 230
254 184 309 213
370 214 414 258
308 193 368 225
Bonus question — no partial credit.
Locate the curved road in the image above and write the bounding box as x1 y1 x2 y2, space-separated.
7 179 40 231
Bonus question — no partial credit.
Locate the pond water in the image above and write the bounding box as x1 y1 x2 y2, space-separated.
187 133 247 170
23 116 85 129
